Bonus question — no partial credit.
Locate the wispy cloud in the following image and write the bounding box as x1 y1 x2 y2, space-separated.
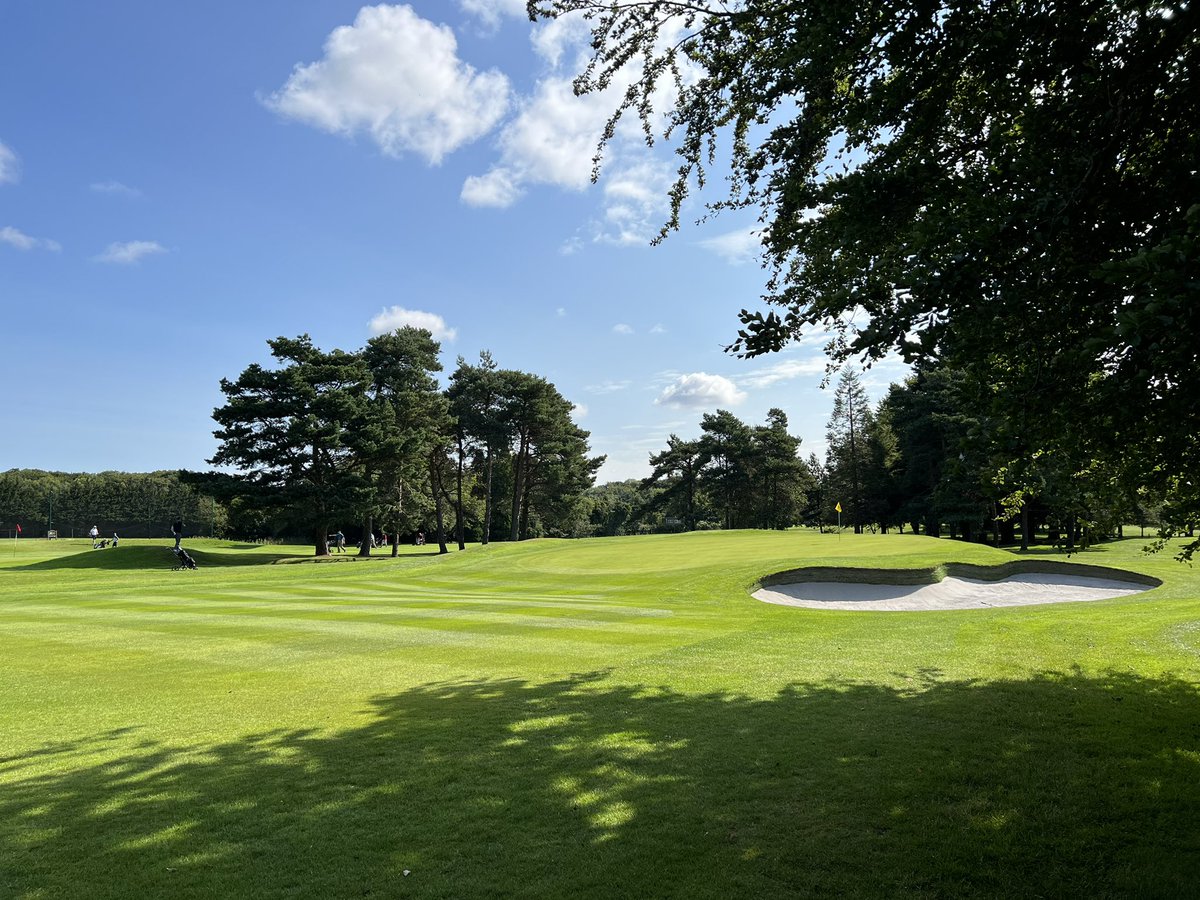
698 227 760 265
739 355 830 389
460 14 694 247
368 306 458 342
94 240 167 264
649 323 666 334
1 226 61 252
0 141 19 185
457 0 526 30
90 180 142 197
612 323 634 335
585 379 632 395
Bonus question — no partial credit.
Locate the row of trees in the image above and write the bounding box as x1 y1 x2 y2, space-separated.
808 367 1170 546
575 409 814 536
197 329 603 556
635 408 813 531
0 469 224 539
4 360 1174 550
577 365 1175 547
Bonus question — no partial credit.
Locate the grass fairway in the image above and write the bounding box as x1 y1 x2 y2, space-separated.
1 531 1198 898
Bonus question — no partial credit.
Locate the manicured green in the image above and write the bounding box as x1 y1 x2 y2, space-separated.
2 532 1198 898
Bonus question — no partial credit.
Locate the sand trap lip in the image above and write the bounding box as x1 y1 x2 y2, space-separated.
754 562 1159 611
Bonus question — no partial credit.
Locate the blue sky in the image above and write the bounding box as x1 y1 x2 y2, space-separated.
0 1 906 481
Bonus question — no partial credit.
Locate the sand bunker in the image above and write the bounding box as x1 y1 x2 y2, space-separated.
754 569 1155 612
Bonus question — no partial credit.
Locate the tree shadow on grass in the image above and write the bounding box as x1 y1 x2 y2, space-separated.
2 671 1198 898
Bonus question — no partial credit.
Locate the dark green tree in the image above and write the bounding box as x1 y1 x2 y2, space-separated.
642 436 705 531
697 409 754 530
824 371 873 533
497 370 603 541
209 335 376 556
363 327 448 555
447 352 507 546
750 408 813 529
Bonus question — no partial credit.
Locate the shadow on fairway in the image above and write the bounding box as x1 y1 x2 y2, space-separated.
14 545 298 570
2 671 1197 898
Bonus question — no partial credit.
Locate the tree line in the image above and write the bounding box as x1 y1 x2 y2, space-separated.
191 328 604 556
0 469 225 539
579 366 1175 548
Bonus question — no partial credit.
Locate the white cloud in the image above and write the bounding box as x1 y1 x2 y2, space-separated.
0 141 18 185
458 0 526 30
699 227 760 265
267 4 510 166
94 240 167 264
90 180 142 197
598 158 673 245
612 323 634 335
461 167 523 207
478 76 610 200
368 306 458 341
530 14 593 69
1 226 60 252
556 307 567 317
459 10 699 249
571 401 588 419
656 372 746 409
649 323 666 334
739 356 829 389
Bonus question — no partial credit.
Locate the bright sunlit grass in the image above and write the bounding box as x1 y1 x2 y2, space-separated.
1 530 1197 897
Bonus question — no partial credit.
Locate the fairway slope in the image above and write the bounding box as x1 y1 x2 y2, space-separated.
2 530 1198 897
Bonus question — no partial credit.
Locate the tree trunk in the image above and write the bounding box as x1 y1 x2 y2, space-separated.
430 453 449 555
1020 503 1030 552
519 471 534 541
454 437 466 550
1000 518 1016 545
509 436 528 542
314 524 329 557
482 448 494 545
358 514 373 556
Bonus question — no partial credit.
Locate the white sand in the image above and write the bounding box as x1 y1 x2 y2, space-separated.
753 572 1151 612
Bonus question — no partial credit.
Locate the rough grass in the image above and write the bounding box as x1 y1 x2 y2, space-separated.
1 531 1197 898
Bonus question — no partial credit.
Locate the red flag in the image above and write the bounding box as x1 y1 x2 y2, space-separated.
15 524 20 534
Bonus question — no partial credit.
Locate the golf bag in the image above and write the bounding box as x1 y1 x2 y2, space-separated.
172 547 198 570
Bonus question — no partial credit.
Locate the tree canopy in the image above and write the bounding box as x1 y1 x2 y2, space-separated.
205 333 602 555
530 0 1199 556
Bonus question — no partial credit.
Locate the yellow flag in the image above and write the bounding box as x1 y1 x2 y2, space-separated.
835 502 843 513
